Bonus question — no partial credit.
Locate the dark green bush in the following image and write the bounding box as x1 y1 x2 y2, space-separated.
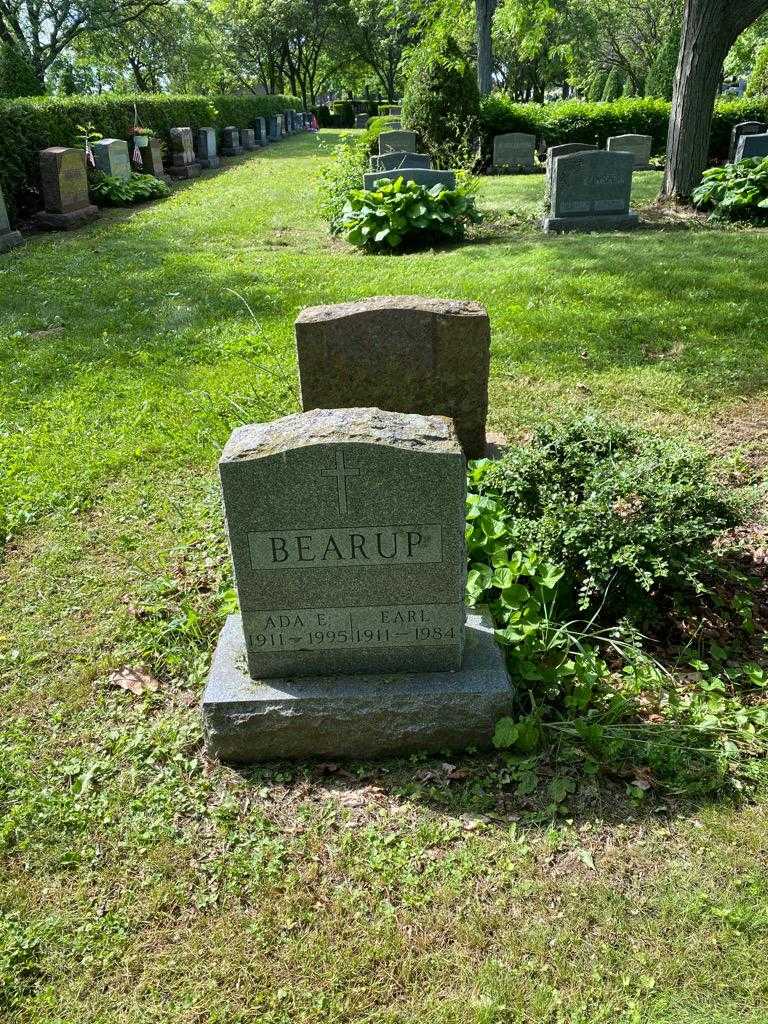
0 43 43 99
337 176 481 251
312 105 333 128
89 171 171 206
601 68 625 102
331 101 355 128
479 94 768 163
401 34 480 167
692 156 768 220
472 416 740 619
586 71 607 103
646 28 681 100
0 92 300 222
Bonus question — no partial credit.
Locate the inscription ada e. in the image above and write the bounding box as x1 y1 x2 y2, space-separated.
248 524 442 569
242 604 463 653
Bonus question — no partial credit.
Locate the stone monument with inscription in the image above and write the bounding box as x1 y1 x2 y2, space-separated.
196 128 220 169
606 134 653 170
241 127 258 150
364 168 456 190
378 130 418 155
269 116 281 142
729 121 767 162
33 148 100 230
370 151 432 172
254 117 269 146
168 127 201 179
202 407 512 761
221 126 243 157
0 183 23 253
492 133 536 172
735 132 768 161
92 139 132 180
295 296 490 459
140 137 168 180
543 149 638 233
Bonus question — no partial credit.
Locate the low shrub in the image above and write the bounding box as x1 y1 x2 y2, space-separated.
319 132 370 226
471 415 740 620
331 101 355 128
692 157 768 220
312 105 333 128
336 175 482 251
89 171 171 206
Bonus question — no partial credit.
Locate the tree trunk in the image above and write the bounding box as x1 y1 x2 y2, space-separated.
662 0 768 199
476 0 497 95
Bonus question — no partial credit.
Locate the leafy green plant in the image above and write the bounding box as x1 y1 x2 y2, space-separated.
692 157 768 220
89 171 171 206
337 176 482 251
318 132 370 226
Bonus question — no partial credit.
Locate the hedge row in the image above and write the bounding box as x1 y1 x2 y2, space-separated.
480 95 768 162
1 92 302 220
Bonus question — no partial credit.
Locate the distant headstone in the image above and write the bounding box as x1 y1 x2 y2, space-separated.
492 132 536 171
0 184 23 254
735 132 768 161
370 151 432 172
221 126 243 157
168 127 201 179
364 168 456 190
543 149 638 233
140 138 167 180
196 127 220 169
282 112 289 136
241 128 258 150
269 116 281 142
33 148 99 231
387 105 402 116
202 406 512 762
729 121 767 162
544 143 598 206
254 117 268 145
92 138 131 181
378 130 418 155
355 113 369 129
295 297 490 459
606 134 653 169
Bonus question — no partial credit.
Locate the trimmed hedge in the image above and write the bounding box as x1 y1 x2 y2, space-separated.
0 92 301 221
480 94 768 163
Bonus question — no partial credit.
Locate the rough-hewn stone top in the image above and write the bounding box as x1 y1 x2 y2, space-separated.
221 407 462 462
296 296 486 326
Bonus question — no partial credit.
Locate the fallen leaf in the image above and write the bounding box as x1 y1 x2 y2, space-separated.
460 813 488 831
108 667 160 696
575 848 596 871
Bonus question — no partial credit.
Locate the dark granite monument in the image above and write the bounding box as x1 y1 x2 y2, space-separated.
543 149 638 233
33 148 100 230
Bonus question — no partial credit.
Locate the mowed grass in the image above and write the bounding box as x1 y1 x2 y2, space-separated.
2 131 768 1023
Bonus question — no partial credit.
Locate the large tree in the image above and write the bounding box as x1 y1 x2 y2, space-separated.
0 0 170 89
337 0 416 102
476 0 497 93
662 0 768 199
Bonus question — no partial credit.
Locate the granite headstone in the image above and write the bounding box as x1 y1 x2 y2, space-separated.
92 139 131 181
729 121 767 162
168 127 201 178
735 132 768 161
378 130 418 155
33 148 100 230
370 151 432 172
0 184 23 253
221 126 243 156
196 128 220 169
295 297 490 459
363 168 456 190
606 134 653 169
254 117 268 145
543 149 638 233
492 132 536 171
140 137 167 180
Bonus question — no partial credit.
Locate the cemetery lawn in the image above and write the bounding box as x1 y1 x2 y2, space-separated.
2 131 768 1023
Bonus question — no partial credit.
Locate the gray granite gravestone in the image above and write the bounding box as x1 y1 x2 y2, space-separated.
140 137 167 180
295 297 490 459
0 184 23 253
282 112 290 136
269 116 281 141
364 168 456 190
543 149 638 233
606 134 653 169
729 121 767 162
378 130 418 154
196 127 220 169
254 117 268 145
202 407 512 761
92 138 131 180
544 143 598 210
735 132 768 160
240 128 257 150
168 127 201 178
33 148 100 230
370 151 432 172
492 132 536 171
221 126 243 156
355 113 370 128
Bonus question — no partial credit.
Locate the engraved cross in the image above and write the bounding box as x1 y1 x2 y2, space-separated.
322 450 359 515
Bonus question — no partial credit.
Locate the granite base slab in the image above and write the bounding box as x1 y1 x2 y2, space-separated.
167 163 201 179
0 230 23 253
202 610 513 762
543 212 639 234
33 206 100 231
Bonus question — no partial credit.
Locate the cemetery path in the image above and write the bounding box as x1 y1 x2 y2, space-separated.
1 131 768 1024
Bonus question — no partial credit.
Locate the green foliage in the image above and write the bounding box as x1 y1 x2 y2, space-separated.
747 43 768 97
319 132 370 226
0 43 43 99
471 416 740 618
601 67 625 102
337 176 482 251
692 157 768 221
312 104 332 127
586 70 607 102
401 33 480 168
0 92 300 222
89 171 171 206
331 100 355 128
646 27 681 101
480 93 768 163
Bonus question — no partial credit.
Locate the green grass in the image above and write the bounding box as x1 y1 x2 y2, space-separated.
2 132 768 1023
